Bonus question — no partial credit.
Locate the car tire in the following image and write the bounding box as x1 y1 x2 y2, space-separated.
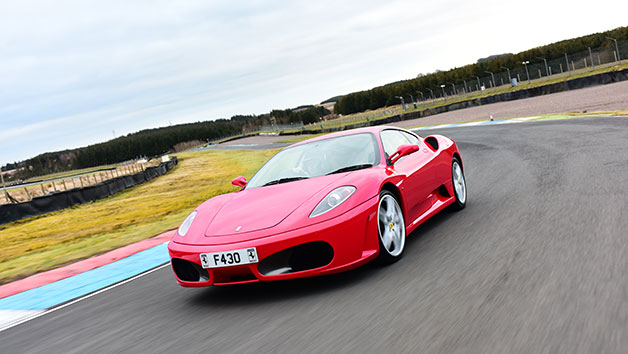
377 190 406 264
450 156 467 211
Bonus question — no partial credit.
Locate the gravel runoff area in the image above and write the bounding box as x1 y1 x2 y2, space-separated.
222 79 628 145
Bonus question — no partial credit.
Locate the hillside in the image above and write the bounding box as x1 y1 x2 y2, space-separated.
334 26 628 114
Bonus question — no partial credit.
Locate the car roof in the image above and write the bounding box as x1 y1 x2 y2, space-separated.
289 125 408 148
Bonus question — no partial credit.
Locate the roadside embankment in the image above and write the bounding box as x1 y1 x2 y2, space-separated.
0 157 178 225
299 68 628 134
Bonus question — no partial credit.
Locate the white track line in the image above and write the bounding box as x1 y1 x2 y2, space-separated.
0 310 43 328
0 262 170 333
413 116 539 131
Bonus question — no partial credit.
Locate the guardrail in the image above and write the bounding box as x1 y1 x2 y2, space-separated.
1 163 152 205
0 157 178 225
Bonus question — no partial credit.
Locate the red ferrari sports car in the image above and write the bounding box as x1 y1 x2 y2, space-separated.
168 126 466 286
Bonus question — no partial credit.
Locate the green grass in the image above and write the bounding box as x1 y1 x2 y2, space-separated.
277 133 331 143
3 63 627 284
275 110 627 143
400 62 628 113
208 131 261 145
0 149 278 284
526 112 628 121
211 64 628 138
400 111 627 131
307 62 628 132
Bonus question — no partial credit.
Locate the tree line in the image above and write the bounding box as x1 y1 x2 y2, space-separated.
334 26 628 115
7 26 627 180
4 105 330 181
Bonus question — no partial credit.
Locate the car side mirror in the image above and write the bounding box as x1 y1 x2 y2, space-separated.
388 144 419 165
232 176 248 188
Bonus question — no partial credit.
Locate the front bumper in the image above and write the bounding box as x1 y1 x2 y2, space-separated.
168 196 379 286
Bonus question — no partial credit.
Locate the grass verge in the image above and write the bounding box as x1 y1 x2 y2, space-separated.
0 149 277 284
302 62 628 132
277 133 330 143
278 112 625 143
402 63 628 113
405 111 626 129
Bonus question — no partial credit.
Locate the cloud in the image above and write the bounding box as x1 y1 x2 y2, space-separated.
1 0 627 164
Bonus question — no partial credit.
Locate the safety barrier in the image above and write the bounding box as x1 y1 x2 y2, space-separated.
0 157 178 225
296 68 628 134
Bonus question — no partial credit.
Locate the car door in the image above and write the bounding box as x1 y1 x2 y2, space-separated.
380 129 439 223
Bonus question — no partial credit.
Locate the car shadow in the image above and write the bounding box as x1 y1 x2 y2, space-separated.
405 207 459 249
188 206 458 308
188 262 379 307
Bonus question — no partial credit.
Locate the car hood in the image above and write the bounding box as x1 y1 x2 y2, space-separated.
203 175 343 237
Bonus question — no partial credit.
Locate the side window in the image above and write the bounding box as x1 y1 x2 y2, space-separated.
400 131 419 145
381 130 413 157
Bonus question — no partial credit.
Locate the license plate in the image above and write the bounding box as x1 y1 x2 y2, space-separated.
200 247 258 269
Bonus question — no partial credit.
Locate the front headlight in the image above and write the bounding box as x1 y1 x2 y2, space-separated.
178 211 197 236
310 186 356 218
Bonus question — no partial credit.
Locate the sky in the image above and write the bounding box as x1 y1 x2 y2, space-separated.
1 0 627 165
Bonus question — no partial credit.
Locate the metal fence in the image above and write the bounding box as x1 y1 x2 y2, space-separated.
309 39 628 131
0 158 178 224
259 122 304 132
157 39 628 140
303 108 404 130
425 39 628 100
1 162 152 205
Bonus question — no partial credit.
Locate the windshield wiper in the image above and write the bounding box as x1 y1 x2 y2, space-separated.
326 164 373 175
263 176 309 187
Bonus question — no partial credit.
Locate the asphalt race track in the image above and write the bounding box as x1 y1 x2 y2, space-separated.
3 116 628 354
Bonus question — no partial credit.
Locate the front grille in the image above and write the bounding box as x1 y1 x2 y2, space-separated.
212 267 258 284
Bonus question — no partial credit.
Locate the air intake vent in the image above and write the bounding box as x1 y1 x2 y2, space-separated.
171 258 209 282
258 241 334 276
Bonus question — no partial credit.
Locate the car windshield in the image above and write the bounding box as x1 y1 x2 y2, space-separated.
246 133 379 189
